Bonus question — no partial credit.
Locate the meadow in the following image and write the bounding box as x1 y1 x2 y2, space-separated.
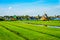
0 20 60 40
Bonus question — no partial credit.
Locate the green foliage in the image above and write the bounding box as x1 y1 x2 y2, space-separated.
0 18 5 21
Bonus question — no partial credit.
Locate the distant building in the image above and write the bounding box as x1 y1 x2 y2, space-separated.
54 18 60 20
10 16 16 21
4 16 11 20
16 16 23 20
29 16 37 20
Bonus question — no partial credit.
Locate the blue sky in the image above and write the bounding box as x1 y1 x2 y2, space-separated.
0 0 60 16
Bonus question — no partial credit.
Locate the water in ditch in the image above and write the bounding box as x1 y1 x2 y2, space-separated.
35 25 60 28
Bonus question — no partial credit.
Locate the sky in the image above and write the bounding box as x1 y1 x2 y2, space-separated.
0 0 60 16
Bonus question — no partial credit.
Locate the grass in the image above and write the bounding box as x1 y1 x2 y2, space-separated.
21 20 60 26
0 21 60 40
0 26 25 40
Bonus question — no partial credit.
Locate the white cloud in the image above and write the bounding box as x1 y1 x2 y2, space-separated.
8 7 12 10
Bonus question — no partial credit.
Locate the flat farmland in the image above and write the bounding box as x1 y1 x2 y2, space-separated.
0 21 60 40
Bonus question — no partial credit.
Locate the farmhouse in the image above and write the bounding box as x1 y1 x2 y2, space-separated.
54 18 60 20
29 16 37 20
4 16 11 20
4 16 16 21
50 15 60 20
16 16 24 20
10 16 16 21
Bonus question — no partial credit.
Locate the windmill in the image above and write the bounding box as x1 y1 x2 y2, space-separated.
40 11 49 21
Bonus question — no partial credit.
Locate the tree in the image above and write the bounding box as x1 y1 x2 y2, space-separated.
24 15 30 20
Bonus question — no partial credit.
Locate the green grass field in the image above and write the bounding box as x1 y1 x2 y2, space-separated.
0 21 60 40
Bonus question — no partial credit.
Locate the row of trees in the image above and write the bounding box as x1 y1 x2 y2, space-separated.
0 14 60 21
0 15 41 21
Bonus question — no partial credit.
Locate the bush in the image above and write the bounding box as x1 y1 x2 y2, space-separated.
0 18 5 21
